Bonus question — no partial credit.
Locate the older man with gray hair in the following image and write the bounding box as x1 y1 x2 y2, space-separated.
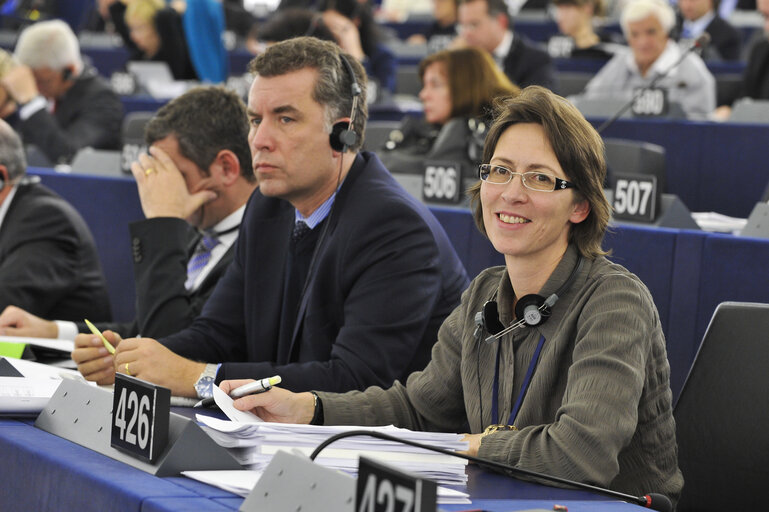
578 0 715 119
0 119 111 321
0 20 123 164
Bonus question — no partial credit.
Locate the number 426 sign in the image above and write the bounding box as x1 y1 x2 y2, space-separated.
111 373 170 462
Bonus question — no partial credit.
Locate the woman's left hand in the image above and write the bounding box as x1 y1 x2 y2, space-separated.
459 433 483 457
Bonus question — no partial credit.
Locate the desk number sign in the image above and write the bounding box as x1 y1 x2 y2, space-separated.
356 456 437 512
631 87 668 117
612 172 659 223
111 373 170 462
423 161 461 205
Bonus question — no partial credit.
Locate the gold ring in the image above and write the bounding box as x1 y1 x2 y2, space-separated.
125 363 131 376
144 168 155 176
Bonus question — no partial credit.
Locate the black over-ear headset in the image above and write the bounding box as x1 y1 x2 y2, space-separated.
328 53 362 152
475 254 584 344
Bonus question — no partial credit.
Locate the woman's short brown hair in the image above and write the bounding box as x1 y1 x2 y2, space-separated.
419 47 519 120
468 86 610 259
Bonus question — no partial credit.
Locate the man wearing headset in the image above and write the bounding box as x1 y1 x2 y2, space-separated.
0 20 123 164
74 37 469 400
0 118 111 322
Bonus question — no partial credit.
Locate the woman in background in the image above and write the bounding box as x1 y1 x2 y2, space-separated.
319 0 397 95
109 0 198 80
407 0 459 54
548 0 623 59
379 46 519 178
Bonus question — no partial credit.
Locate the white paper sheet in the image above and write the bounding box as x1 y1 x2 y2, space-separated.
212 385 263 423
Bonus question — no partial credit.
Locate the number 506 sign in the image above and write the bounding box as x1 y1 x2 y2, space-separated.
612 173 659 223
111 373 170 462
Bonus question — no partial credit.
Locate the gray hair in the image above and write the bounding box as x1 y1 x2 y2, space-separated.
248 37 368 150
0 121 27 180
620 0 675 36
14 20 83 72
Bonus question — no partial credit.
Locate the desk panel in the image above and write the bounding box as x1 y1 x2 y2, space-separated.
596 118 767 218
29 168 144 323
0 418 234 512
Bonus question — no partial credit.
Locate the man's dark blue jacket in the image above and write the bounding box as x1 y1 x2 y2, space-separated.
161 152 469 392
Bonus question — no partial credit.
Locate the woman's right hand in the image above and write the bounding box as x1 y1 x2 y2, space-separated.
220 380 317 424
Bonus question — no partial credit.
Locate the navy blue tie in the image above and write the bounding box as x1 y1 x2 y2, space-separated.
292 221 311 242
186 232 220 290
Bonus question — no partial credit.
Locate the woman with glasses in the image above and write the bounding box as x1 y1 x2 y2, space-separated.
221 86 683 505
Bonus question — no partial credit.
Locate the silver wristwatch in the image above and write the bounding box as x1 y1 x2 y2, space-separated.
193 364 218 399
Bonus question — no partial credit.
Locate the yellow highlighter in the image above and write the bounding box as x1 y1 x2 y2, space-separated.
84 319 115 355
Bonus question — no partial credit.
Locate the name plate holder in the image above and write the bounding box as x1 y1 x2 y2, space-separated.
240 450 355 512
34 378 241 476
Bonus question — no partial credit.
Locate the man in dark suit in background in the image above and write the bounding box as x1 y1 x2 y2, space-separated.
0 19 123 164
712 0 769 118
0 119 111 322
0 87 257 365
456 0 555 89
674 0 741 60
741 0 769 99
74 37 469 400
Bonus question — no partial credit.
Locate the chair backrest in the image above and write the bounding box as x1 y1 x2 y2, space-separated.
729 98 769 124
555 72 593 97
25 144 53 167
604 137 667 192
363 120 401 151
122 111 154 145
673 301 769 511
121 111 153 173
395 65 421 97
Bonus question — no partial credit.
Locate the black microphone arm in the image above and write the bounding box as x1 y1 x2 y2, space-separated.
308 429 672 512
595 32 711 134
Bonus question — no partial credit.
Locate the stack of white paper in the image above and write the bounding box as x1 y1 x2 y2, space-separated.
197 415 469 486
187 386 471 504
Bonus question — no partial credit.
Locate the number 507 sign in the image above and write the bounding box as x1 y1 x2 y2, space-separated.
612 173 659 223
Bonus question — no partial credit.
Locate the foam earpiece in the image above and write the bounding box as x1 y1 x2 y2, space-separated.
329 121 358 152
514 294 549 327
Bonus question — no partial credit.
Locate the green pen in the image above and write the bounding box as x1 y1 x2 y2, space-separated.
84 319 115 355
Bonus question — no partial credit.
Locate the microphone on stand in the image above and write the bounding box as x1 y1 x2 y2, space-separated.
309 429 673 512
596 32 711 134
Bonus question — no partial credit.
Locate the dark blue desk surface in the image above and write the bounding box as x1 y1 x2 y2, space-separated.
1 416 641 512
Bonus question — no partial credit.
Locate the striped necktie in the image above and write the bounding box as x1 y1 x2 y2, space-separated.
185 232 220 290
